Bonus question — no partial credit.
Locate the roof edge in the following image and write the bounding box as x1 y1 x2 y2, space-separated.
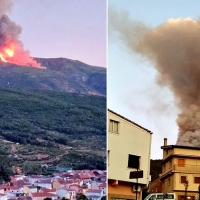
161 145 200 150
108 109 152 134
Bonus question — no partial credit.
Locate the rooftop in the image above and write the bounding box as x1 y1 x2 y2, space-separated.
161 145 200 150
108 109 152 134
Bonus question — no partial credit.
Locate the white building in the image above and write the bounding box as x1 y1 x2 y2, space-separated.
56 188 76 200
108 109 152 200
24 186 38 195
36 180 52 189
0 194 7 200
85 189 104 200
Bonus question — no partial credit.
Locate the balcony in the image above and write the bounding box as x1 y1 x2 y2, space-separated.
160 164 200 178
173 164 200 173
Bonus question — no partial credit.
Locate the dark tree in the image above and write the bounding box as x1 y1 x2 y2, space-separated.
76 194 89 200
0 165 13 183
101 196 106 200
43 198 52 200
62 198 70 200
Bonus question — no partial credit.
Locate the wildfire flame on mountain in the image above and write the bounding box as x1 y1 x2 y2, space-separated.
0 0 45 69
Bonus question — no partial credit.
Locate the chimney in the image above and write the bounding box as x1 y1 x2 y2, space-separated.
164 138 167 146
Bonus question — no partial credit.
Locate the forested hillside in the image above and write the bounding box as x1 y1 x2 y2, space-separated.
0 57 106 96
0 88 106 169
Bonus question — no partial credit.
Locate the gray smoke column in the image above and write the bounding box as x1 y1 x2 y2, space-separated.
0 0 45 69
109 10 200 147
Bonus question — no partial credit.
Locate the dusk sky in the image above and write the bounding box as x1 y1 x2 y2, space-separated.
9 0 106 67
108 0 200 159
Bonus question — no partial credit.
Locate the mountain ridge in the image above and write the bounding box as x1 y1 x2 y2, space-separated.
0 57 106 96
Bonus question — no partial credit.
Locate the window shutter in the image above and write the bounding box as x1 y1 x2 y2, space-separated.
178 159 185 167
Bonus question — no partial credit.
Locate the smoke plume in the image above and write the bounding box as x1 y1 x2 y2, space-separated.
109 10 200 147
0 0 45 69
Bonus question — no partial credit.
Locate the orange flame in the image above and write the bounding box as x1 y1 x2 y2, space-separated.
0 45 14 63
0 53 8 62
5 48 14 57
0 43 45 69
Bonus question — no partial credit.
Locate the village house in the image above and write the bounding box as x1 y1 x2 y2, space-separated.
159 138 200 200
90 181 106 195
0 193 7 200
28 176 43 185
52 179 74 189
56 187 76 200
108 109 152 200
24 186 38 195
78 174 91 184
0 185 23 198
40 188 56 194
10 175 25 182
0 169 106 200
148 176 162 193
36 179 52 189
97 183 106 195
69 184 81 194
30 192 57 200
85 189 104 200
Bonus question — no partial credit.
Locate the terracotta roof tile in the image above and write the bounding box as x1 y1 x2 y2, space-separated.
31 192 57 197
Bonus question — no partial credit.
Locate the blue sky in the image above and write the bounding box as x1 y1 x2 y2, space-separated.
9 0 106 67
108 0 200 159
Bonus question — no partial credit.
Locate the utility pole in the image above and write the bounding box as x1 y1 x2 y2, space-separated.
184 180 189 200
135 168 138 200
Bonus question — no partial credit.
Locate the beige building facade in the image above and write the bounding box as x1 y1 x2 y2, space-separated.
108 109 152 200
160 138 200 200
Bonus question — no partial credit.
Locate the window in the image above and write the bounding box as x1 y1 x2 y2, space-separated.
128 154 140 169
168 178 170 186
162 181 164 189
194 177 200 183
165 194 175 199
163 164 165 172
169 160 172 168
178 159 185 167
158 194 174 199
181 176 187 183
149 195 156 200
109 119 119 133
178 158 185 167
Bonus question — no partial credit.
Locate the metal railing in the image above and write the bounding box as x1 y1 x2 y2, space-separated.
173 164 200 173
160 164 200 177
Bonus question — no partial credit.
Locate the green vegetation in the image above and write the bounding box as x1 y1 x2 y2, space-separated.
76 194 89 200
101 196 106 200
0 88 106 138
43 198 52 200
22 162 47 175
0 155 15 183
150 159 162 179
0 88 106 169
0 57 106 96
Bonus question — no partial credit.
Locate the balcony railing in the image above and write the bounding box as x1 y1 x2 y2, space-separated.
160 164 200 178
173 164 200 173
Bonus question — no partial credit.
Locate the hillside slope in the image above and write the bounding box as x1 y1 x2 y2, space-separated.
0 88 106 169
0 57 106 96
